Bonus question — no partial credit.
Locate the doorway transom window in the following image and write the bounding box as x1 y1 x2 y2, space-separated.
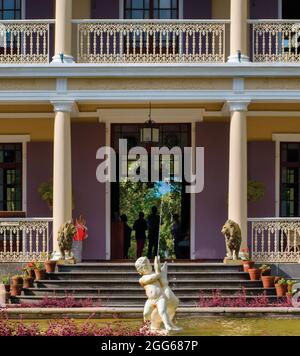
0 0 22 20
124 0 179 19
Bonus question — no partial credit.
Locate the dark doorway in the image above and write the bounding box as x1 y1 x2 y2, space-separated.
111 123 191 260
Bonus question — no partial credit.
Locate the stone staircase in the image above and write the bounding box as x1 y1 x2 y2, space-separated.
13 263 278 307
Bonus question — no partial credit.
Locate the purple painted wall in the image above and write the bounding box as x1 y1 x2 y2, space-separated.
72 123 106 260
27 123 106 260
184 0 211 19
250 0 278 19
27 142 53 218
248 141 276 217
195 122 229 260
25 0 54 19
91 0 119 19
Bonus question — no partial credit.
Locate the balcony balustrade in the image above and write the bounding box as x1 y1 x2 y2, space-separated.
250 20 300 63
0 218 52 262
0 20 53 64
249 218 300 263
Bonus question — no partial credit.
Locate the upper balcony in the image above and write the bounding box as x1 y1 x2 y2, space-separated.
0 0 300 66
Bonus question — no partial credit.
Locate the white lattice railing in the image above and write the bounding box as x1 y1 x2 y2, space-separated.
0 20 53 64
249 218 300 263
75 20 228 64
250 20 300 63
0 218 52 262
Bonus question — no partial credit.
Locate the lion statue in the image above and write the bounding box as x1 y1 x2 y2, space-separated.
221 220 242 261
57 221 77 260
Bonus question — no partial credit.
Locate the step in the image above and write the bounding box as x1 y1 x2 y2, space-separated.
35 279 263 289
23 287 276 297
47 271 251 281
58 263 244 273
12 294 280 307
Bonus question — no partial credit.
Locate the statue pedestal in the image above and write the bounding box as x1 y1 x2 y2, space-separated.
223 258 243 265
57 258 76 265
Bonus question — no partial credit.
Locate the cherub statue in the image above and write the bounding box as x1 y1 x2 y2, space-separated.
135 256 182 333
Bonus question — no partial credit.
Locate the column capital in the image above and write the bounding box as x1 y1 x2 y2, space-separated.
227 100 250 113
51 100 75 113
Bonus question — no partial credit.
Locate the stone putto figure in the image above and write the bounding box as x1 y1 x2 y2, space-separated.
135 256 182 334
221 219 242 261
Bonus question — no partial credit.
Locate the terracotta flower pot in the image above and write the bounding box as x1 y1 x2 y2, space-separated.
275 283 288 297
242 261 255 273
248 268 261 281
23 277 34 289
10 284 23 297
11 276 23 286
45 260 57 273
261 276 275 289
34 269 46 281
28 269 35 279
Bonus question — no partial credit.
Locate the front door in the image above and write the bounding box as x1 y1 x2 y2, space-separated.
111 123 191 260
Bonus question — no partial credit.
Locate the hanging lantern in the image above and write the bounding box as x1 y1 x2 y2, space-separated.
140 103 160 144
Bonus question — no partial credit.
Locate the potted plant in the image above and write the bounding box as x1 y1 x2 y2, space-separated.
287 280 297 294
240 248 255 272
42 253 57 273
11 274 23 286
248 267 261 281
275 278 288 297
259 264 271 276
22 265 35 289
261 275 275 289
1 276 10 293
33 262 46 281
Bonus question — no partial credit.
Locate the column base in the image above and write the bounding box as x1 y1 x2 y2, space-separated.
51 54 75 64
227 54 250 64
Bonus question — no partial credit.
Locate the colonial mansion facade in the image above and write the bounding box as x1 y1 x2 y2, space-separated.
0 0 300 264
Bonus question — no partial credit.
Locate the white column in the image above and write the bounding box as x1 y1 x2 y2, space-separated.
52 0 74 64
227 101 250 250
228 0 249 63
51 101 74 256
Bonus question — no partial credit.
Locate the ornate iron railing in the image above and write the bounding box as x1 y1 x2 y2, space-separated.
249 218 300 263
0 20 52 64
0 218 52 262
75 20 228 64
250 20 300 62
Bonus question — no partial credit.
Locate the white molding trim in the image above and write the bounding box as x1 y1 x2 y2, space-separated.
51 100 75 113
0 134 30 214
272 134 300 217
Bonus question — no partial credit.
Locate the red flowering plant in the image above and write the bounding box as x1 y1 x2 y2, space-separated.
22 263 35 278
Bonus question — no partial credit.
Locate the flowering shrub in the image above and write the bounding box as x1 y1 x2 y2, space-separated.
16 296 99 309
0 316 158 337
198 289 293 308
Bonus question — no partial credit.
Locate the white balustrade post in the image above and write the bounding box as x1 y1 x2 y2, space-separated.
227 101 250 250
51 101 74 258
228 0 249 63
52 0 74 64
